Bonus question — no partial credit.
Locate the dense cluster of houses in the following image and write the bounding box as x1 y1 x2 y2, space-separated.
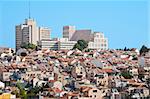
0 48 150 99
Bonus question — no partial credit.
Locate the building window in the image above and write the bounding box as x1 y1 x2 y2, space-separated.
103 90 105 93
93 90 97 92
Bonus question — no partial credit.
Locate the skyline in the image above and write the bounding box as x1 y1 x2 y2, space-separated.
0 0 149 49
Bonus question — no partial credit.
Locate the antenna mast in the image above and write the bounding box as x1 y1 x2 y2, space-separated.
29 0 31 19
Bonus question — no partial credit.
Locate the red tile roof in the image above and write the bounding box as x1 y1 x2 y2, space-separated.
99 69 113 73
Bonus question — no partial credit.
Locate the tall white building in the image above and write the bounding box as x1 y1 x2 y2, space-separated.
39 27 51 40
24 19 39 45
16 19 38 50
15 19 50 50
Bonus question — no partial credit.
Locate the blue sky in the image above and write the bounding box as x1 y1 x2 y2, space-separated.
0 0 149 49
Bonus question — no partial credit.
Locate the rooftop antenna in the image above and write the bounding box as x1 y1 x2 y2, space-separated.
28 0 31 19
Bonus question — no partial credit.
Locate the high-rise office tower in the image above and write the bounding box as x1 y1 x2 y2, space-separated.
25 19 39 44
63 26 75 40
15 19 38 50
39 27 51 40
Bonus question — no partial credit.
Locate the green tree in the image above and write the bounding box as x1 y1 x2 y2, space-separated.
27 86 43 96
20 43 36 50
16 82 27 99
121 71 133 79
73 40 88 51
140 45 149 55
124 47 127 51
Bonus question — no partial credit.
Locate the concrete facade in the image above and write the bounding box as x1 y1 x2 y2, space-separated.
16 19 38 50
39 27 51 40
63 26 108 50
38 38 76 50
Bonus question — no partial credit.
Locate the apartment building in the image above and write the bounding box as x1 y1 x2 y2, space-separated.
88 32 108 50
63 26 108 50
